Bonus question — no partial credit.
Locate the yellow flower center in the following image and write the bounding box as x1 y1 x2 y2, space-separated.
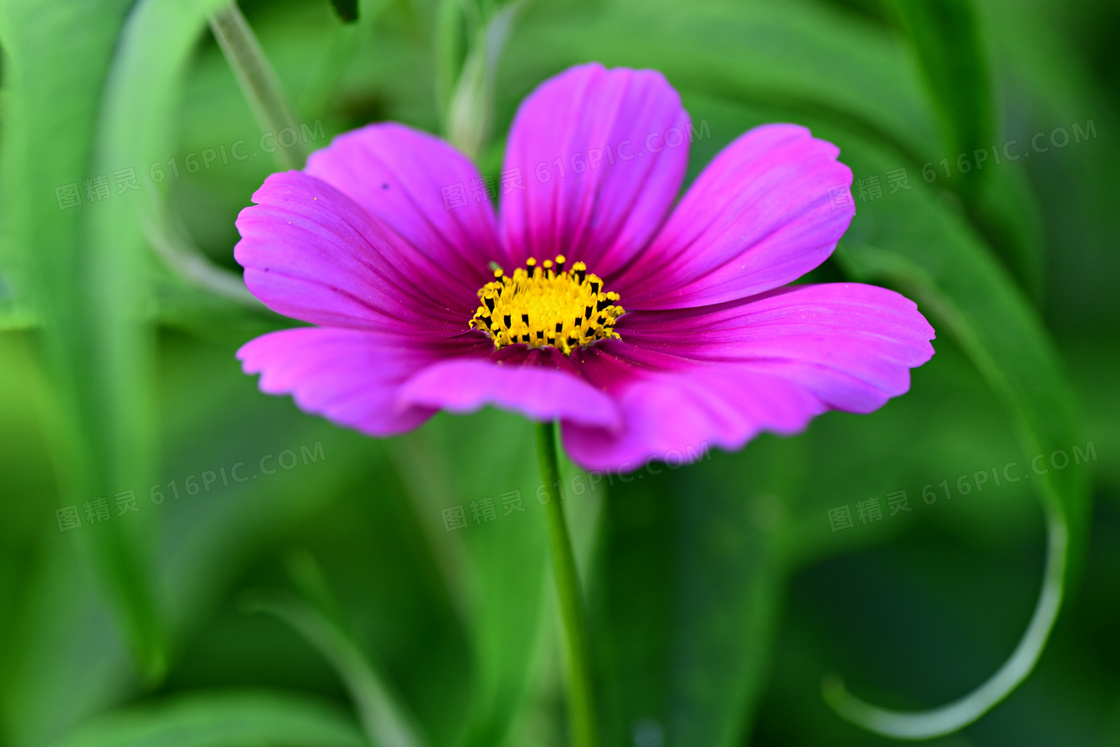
470 255 625 355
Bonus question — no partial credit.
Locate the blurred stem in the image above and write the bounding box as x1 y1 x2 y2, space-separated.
244 588 426 747
824 503 1069 739
537 422 599 747
141 208 261 308
209 2 306 170
443 0 523 158
435 0 466 124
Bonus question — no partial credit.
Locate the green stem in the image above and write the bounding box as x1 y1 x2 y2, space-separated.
536 422 599 747
209 2 306 170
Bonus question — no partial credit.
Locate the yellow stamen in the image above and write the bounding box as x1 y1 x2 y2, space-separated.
470 255 625 355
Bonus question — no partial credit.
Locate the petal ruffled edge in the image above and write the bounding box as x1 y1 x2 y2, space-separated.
619 282 935 413
558 281 934 470
561 342 823 470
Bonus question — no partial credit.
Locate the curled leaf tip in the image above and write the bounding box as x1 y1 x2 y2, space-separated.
823 510 1068 740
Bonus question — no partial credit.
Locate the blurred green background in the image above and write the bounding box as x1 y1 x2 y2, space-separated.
0 0 1118 745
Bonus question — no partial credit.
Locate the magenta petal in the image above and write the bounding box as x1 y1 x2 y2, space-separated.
305 123 500 295
500 63 691 278
620 282 936 413
616 124 855 309
561 342 823 470
236 328 468 436
235 171 470 333
399 346 622 430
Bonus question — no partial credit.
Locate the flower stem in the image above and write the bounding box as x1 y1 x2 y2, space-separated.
209 2 306 170
536 422 598 747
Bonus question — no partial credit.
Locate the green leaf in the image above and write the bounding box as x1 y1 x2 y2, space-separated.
887 0 995 195
0 0 167 683
87 0 266 680
973 0 1120 330
817 123 1090 738
965 163 1046 299
835 131 1089 562
884 0 1047 296
329 0 360 23
0 0 277 725
391 411 551 747
244 584 426 747
505 0 941 161
588 441 791 747
47 691 368 747
507 0 1043 294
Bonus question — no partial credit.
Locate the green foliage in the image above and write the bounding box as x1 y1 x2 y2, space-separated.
1 0 1117 745
887 0 995 196
47 692 369 747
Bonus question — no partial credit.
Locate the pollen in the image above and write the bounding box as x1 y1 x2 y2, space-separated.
470 255 625 355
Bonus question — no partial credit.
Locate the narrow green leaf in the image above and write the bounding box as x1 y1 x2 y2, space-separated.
588 440 791 747
886 0 1046 296
435 0 468 122
817 127 1090 738
0 0 167 682
506 0 942 162
888 0 995 195
88 0 260 681
391 411 551 747
47 691 368 747
835 133 1089 564
243 586 427 747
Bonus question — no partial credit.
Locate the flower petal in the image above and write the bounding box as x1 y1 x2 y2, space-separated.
235 171 469 333
561 342 822 470
619 282 935 413
304 123 500 297
500 63 691 278
615 124 855 309
237 328 485 436
560 283 933 470
398 345 622 431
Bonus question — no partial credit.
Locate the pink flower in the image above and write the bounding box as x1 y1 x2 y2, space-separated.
235 63 934 470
